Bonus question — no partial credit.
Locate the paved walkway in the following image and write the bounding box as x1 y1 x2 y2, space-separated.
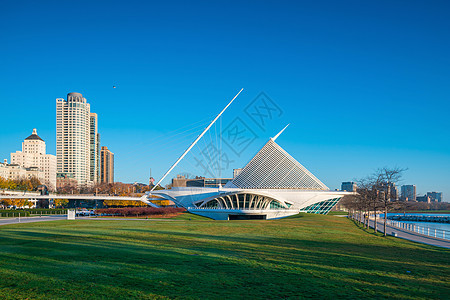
0 215 67 226
363 217 450 249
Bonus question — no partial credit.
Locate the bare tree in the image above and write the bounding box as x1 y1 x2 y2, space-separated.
354 177 383 232
372 167 407 237
341 187 372 229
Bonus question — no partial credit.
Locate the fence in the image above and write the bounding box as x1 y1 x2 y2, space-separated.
0 209 67 218
386 219 449 240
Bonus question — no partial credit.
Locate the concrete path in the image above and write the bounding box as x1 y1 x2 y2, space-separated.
0 216 179 226
364 217 450 249
0 215 67 226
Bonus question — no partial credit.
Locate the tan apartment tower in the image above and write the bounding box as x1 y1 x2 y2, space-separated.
100 146 114 183
56 92 91 186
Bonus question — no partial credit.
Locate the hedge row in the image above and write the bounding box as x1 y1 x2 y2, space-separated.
97 207 185 217
0 210 30 217
28 209 67 215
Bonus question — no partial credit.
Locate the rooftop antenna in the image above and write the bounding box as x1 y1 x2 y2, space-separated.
272 124 290 141
151 88 244 191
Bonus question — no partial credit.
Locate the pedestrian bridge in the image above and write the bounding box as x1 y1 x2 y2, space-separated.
0 191 158 207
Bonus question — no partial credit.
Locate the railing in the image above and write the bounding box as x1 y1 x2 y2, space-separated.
388 215 450 223
386 219 449 240
188 207 295 211
0 189 40 196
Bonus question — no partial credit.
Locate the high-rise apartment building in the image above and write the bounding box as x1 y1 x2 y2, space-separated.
100 146 114 183
401 185 416 201
89 113 99 183
96 133 101 182
10 129 56 190
56 92 91 186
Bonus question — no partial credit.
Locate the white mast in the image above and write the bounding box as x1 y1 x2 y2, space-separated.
151 88 244 191
272 124 290 141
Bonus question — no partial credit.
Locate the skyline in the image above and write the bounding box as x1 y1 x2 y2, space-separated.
1 1 449 198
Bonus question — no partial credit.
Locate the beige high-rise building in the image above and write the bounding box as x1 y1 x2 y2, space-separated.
56 92 91 186
10 129 57 190
100 146 114 184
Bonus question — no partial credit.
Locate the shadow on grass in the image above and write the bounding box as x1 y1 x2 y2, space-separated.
0 219 448 299
350 218 384 237
0 216 450 298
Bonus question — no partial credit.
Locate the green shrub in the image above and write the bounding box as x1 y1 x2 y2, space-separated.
0 210 30 217
27 209 67 215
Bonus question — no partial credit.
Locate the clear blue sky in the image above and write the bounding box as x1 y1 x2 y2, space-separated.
1 1 449 199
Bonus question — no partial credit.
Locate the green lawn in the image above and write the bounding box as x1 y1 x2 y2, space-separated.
0 213 448 299
326 210 348 216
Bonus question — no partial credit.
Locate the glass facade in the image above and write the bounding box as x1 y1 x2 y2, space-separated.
195 193 291 210
299 198 341 215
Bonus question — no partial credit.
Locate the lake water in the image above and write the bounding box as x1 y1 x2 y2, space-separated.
379 213 450 235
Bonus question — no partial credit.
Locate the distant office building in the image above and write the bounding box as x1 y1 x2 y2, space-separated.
10 129 56 190
426 192 443 202
100 146 114 183
401 185 416 201
391 183 399 200
233 168 243 178
416 195 431 203
172 175 232 188
379 182 399 201
172 175 188 187
89 113 99 183
57 92 92 186
341 182 357 192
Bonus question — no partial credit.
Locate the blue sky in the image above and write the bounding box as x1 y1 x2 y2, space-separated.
1 1 449 199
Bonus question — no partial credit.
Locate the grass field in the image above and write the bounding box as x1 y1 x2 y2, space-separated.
0 213 448 299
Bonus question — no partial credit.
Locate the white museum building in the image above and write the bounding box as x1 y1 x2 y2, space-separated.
149 137 350 220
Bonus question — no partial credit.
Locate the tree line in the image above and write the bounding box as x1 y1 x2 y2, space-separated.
0 198 69 209
0 177 42 191
341 167 449 236
342 167 405 236
56 182 162 195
